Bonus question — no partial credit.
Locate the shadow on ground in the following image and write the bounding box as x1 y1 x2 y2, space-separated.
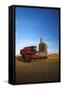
16 56 48 63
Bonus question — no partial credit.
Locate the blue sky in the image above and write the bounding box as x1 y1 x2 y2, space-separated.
15 7 59 55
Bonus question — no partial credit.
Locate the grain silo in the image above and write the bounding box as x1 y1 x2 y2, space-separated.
39 38 48 58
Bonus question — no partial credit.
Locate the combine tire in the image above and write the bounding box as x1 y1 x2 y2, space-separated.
24 55 32 62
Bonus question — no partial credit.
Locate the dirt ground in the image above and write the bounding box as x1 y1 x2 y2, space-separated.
15 54 60 84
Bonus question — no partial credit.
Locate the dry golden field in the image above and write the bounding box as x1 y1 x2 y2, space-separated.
15 54 60 84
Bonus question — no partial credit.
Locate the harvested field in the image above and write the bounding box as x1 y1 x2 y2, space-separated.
15 54 60 84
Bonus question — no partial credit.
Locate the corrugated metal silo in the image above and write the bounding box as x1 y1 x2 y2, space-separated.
39 38 48 57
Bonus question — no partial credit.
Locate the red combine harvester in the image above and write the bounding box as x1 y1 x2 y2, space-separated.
20 46 38 62
20 39 48 62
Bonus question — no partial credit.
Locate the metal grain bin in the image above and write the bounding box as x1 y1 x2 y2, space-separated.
39 38 48 58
